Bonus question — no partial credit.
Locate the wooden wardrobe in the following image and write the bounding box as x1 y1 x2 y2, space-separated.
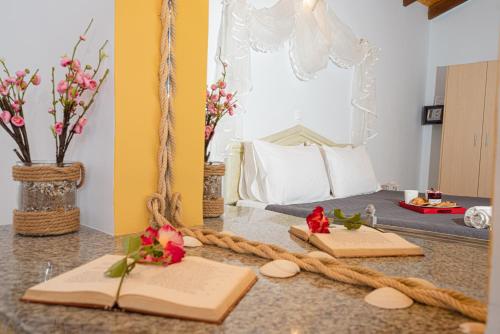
439 61 498 197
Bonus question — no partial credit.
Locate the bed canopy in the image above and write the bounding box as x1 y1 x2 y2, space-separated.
215 0 379 146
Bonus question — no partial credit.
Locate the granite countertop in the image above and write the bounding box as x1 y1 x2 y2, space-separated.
0 206 490 334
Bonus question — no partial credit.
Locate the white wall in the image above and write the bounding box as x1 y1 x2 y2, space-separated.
0 0 115 234
418 0 500 191
208 0 429 190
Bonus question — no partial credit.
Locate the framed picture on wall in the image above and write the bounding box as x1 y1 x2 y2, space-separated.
422 105 444 125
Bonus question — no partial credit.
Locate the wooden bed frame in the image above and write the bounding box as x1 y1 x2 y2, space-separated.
223 125 347 204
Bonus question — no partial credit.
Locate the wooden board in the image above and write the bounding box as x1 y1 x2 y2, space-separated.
439 62 488 196
478 61 498 197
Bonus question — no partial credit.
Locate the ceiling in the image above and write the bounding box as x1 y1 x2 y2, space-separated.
403 0 470 19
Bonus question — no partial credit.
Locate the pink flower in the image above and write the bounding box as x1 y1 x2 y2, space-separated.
48 108 56 115
78 117 88 127
219 89 226 97
15 70 26 78
210 84 217 90
0 85 7 96
71 59 81 71
11 114 25 127
226 93 233 101
54 122 64 135
158 224 184 248
79 35 87 41
0 111 11 124
88 79 97 90
228 106 234 116
5 76 16 84
205 124 214 139
57 80 68 94
73 124 82 134
11 101 20 112
75 72 84 85
60 56 72 67
218 81 226 89
211 94 218 102
31 73 41 86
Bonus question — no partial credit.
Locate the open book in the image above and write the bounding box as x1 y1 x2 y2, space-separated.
290 225 423 258
22 254 257 323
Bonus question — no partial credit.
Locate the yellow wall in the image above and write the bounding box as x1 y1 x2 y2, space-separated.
114 0 206 235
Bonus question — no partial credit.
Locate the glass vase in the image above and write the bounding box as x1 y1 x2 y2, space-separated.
17 162 77 212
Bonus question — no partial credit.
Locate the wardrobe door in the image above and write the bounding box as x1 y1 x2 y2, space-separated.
439 62 488 196
477 61 498 198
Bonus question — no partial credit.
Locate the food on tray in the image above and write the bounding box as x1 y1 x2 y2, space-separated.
410 197 428 206
410 197 457 208
435 201 457 208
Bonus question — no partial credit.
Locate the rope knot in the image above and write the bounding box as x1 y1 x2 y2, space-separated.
147 193 168 228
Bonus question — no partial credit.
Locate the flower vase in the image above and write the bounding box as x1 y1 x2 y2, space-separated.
203 162 225 218
12 162 85 236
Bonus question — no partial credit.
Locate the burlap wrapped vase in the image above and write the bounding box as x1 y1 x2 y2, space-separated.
203 162 225 218
12 162 85 236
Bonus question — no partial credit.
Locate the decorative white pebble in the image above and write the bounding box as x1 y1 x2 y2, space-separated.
407 277 436 289
307 251 335 260
221 230 235 236
364 287 413 309
459 322 485 334
183 236 202 248
260 259 300 278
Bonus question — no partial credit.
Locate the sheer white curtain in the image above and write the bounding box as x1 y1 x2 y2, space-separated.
210 0 378 160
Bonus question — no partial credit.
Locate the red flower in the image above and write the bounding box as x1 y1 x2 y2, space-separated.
306 206 330 233
140 226 159 246
165 241 185 264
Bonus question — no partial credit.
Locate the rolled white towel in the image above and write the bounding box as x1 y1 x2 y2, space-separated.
464 206 492 229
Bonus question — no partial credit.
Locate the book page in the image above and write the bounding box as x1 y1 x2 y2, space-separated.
27 254 121 297
315 226 398 249
310 226 423 257
120 256 254 309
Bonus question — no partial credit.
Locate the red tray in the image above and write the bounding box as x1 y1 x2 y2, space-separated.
399 201 466 214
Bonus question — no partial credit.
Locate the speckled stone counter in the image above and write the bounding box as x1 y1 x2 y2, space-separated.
0 206 489 333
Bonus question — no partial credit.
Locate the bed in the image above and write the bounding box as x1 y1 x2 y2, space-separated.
223 125 491 242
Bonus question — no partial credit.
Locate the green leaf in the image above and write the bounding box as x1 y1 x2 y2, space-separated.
123 236 141 255
105 258 127 278
333 208 346 219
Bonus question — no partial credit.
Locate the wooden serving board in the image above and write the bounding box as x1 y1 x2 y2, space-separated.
399 201 466 214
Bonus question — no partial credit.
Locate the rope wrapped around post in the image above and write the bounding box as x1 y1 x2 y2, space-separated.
149 0 487 323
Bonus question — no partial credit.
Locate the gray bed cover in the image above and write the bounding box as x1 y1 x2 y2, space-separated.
266 190 490 240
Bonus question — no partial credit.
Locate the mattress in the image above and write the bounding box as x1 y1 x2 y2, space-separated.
266 190 491 240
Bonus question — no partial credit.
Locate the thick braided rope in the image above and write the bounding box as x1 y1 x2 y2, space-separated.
13 208 80 236
148 0 487 323
180 228 487 322
12 162 85 189
148 0 181 228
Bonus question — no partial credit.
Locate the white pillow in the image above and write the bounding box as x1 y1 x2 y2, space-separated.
240 140 331 205
321 145 379 198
